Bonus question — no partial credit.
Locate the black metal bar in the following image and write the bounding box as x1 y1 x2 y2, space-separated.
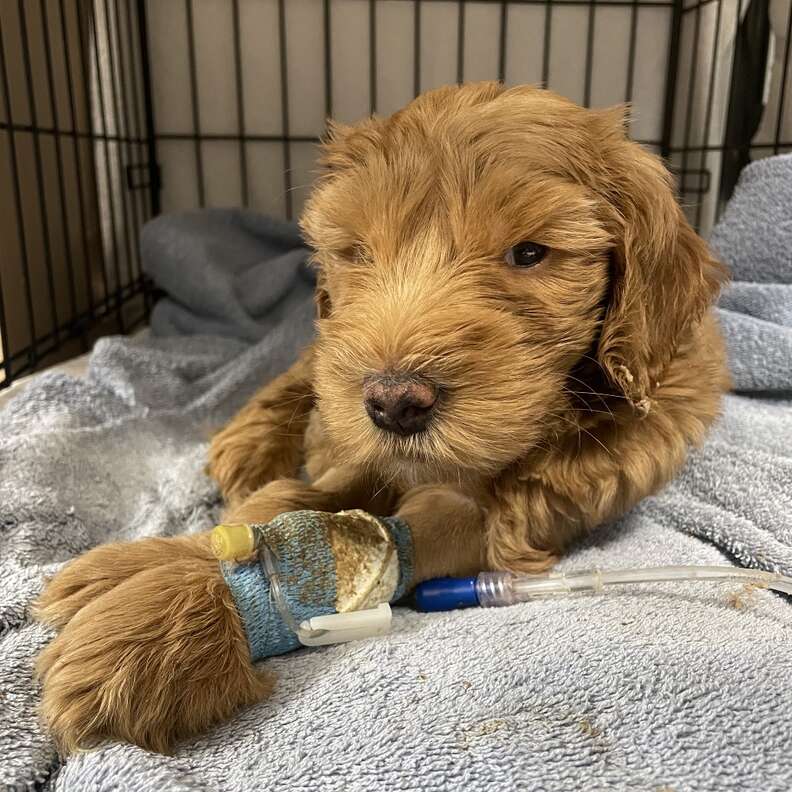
126 0 153 318
680 0 703 205
3 279 150 385
277 0 293 220
59 0 96 318
498 2 508 83
156 132 321 143
231 0 248 205
414 0 421 96
0 256 9 383
695 0 724 229
716 0 754 206
370 0 377 113
0 19 38 367
323 0 333 119
625 0 639 104
456 0 465 84
123 0 149 230
674 167 710 194
18 0 61 346
125 161 156 186
74 0 112 311
40 0 79 322
185 0 205 207
98 0 134 299
107 0 140 285
774 0 792 155
287 0 676 4
6 279 148 366
136 0 160 216
672 141 792 152
542 0 552 87
0 121 146 142
721 0 774 201
583 0 596 107
660 0 684 159
154 131 666 146
292 0 675 4
86 0 124 329
375 0 673 4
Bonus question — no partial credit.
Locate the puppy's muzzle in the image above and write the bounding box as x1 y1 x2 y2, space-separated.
363 374 437 436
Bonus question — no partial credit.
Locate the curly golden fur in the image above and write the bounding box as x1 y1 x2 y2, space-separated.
34 83 729 753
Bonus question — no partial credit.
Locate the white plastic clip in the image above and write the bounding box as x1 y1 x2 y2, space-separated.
297 603 392 646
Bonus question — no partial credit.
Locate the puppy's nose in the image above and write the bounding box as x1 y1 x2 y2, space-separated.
363 374 437 436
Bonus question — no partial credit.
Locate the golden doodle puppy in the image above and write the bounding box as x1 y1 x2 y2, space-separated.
34 83 729 753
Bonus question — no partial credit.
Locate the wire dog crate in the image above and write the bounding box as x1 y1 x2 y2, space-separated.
1 0 790 390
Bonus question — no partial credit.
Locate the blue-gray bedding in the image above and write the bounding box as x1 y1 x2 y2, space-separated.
1 154 791 791
140 210 314 343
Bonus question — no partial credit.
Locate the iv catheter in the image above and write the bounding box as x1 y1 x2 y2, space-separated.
414 566 792 611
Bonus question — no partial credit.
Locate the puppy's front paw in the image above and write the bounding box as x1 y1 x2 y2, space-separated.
36 556 271 753
33 534 213 629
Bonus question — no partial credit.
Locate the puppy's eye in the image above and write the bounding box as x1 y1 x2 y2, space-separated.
506 241 547 268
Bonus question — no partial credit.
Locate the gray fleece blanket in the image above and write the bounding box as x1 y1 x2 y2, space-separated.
1 154 792 792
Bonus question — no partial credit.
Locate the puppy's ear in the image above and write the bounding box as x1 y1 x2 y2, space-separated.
595 123 727 412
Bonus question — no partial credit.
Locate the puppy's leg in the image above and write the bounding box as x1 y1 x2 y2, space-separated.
207 345 315 507
36 469 390 631
225 479 486 582
33 479 341 753
395 485 487 582
36 553 270 754
35 477 487 753
224 467 398 524
34 470 395 752
485 476 572 573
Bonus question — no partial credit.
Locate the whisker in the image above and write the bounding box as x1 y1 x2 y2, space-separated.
267 392 315 408
371 469 399 502
562 388 616 422
543 409 614 458
564 373 623 416
563 403 617 421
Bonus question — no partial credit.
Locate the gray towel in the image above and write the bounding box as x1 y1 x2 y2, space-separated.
710 153 792 284
2 155 792 791
712 154 792 395
141 209 315 342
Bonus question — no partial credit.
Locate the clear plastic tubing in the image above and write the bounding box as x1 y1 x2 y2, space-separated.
413 566 792 612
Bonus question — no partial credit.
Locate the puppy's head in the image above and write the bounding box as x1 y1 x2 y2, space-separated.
301 82 725 482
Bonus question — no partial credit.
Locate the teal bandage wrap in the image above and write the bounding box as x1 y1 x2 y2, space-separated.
221 511 413 662
388 515 413 602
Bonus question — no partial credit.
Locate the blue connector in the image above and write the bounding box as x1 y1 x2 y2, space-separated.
414 576 480 612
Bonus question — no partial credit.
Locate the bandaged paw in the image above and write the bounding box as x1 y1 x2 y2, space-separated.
215 510 413 661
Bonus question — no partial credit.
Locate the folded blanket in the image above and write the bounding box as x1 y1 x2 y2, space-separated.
711 156 792 396
1 155 791 792
140 209 314 342
710 153 792 284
